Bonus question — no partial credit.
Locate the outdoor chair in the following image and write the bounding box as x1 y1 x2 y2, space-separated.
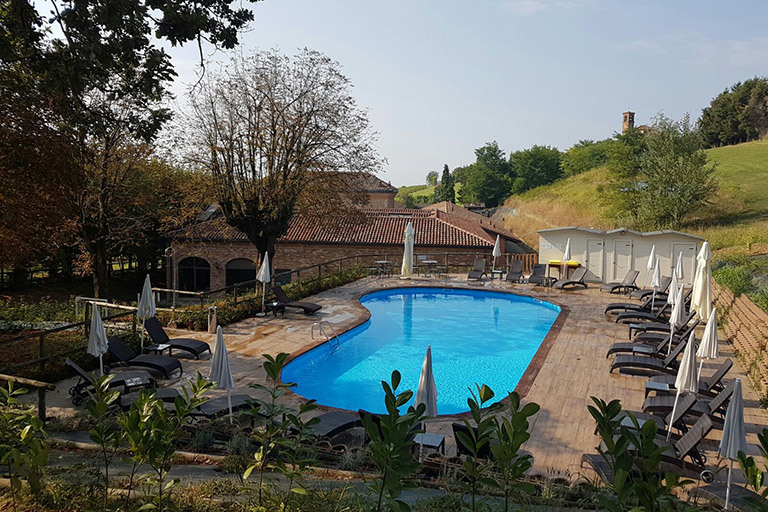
527 264 551 286
608 339 686 376
66 358 156 406
504 260 524 283
617 392 697 439
646 359 733 398
552 267 588 289
653 414 715 481
466 258 487 280
272 285 322 315
641 380 734 426
627 311 697 339
629 275 672 300
107 336 183 379
190 394 256 420
614 302 672 324
605 320 699 358
144 317 211 359
117 387 181 410
605 294 663 315
600 270 640 294
305 411 362 440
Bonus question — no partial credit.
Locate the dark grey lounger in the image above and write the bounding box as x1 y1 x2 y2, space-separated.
600 270 640 294
466 258 487 280
505 260 524 283
647 359 732 398
641 380 734 424
192 394 255 419
629 275 672 300
552 267 588 290
606 321 698 357
118 387 181 410
144 317 211 359
272 285 322 315
66 358 156 405
609 341 685 376
309 411 362 439
107 336 182 379
527 264 550 286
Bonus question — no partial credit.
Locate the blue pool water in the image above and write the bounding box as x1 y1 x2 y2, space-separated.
281 288 560 415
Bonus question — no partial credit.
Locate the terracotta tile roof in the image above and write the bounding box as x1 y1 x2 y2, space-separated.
168 207 511 248
424 201 520 242
349 172 398 194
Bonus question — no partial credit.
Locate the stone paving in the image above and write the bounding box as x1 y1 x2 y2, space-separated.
47 274 768 483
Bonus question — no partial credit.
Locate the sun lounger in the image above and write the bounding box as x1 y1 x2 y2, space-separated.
606 321 698 357
600 270 640 294
614 303 671 324
655 414 715 480
692 482 765 511
144 317 211 359
609 340 685 376
272 285 322 315
308 411 362 439
467 258 487 280
527 264 551 286
504 260 524 283
620 393 698 438
629 275 672 300
66 358 156 406
604 295 657 315
107 336 182 379
641 380 734 426
646 359 732 398
552 267 588 290
118 387 181 410
627 311 697 339
191 394 255 419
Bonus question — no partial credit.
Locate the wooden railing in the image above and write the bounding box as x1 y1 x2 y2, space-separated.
0 374 55 421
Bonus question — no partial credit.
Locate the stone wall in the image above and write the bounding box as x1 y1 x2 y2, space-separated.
713 282 768 397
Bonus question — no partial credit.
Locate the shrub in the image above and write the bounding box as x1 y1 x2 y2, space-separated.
713 264 755 296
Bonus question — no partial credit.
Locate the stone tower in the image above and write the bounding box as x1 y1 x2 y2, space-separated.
622 111 635 134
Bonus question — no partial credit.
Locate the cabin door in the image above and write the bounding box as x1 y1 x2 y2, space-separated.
612 239 633 281
671 242 698 284
585 238 604 281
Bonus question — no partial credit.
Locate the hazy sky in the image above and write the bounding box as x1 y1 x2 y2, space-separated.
166 0 768 186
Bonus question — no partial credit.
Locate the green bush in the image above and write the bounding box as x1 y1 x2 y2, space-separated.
713 264 755 296
0 299 78 327
169 265 371 331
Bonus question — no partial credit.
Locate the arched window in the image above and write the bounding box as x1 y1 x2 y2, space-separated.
178 257 210 292
226 258 257 287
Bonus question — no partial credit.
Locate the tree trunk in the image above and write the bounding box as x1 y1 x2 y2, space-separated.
91 242 110 298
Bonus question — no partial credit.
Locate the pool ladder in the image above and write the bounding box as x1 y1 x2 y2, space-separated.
312 321 341 351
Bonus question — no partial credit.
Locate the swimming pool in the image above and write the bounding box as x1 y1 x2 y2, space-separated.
281 287 561 415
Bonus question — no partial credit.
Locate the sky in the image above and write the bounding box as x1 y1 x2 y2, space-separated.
165 0 768 187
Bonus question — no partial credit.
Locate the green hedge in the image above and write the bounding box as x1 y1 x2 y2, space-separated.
713 256 768 313
167 265 372 331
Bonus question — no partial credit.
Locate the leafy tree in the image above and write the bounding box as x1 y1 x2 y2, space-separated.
699 77 768 147
1 0 259 296
435 164 455 203
475 141 511 177
189 50 381 267
451 164 471 185
508 145 562 194
561 139 613 177
457 162 509 207
605 127 648 224
425 170 438 186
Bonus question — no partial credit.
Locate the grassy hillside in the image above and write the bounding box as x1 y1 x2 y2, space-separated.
501 140 768 258
395 184 437 204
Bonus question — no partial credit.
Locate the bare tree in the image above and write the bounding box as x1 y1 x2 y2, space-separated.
187 49 383 264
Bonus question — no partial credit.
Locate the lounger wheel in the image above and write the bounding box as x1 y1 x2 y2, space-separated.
103 365 111 374
72 395 83 406
68 386 76 396
701 470 715 483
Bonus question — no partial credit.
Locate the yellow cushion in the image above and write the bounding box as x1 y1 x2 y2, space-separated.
566 260 579 267
548 260 562 265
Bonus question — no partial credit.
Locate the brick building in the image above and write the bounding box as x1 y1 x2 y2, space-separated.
166 200 530 292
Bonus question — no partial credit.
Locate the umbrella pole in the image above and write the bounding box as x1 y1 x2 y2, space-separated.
652 290 656 310
698 358 705 381
261 282 267 316
227 390 233 425
99 354 104 377
725 459 733 510
668 324 675 355
667 390 681 441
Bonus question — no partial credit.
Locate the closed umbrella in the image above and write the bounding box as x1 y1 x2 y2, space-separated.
675 251 684 280
87 304 109 376
719 378 746 510
696 308 718 380
415 345 438 417
401 222 415 278
562 237 571 278
667 331 699 441
645 244 656 288
667 272 679 307
691 241 712 322
209 325 236 423
667 284 686 355
650 256 661 309
492 235 502 272
137 274 156 350
256 253 270 314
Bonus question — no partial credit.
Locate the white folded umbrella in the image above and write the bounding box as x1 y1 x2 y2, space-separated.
719 378 746 510
675 251 684 280
415 345 438 417
667 272 679 307
137 274 156 350
492 234 502 272
401 222 415 278
256 253 271 312
650 256 661 308
696 308 718 380
645 244 656 288
667 331 699 440
667 284 686 355
209 326 236 422
691 241 712 322
87 304 109 376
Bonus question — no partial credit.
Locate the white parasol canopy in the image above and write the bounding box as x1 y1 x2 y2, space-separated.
401 222 415 278
667 284 686 355
691 241 712 322
719 378 747 510
87 304 109 376
667 331 699 440
209 326 236 422
415 345 438 417
696 308 719 380
256 253 271 312
137 274 156 349
492 235 502 272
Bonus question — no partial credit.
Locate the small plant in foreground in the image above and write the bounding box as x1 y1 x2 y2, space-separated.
85 373 121 511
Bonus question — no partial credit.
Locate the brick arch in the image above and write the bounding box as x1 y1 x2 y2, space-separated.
225 257 257 287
